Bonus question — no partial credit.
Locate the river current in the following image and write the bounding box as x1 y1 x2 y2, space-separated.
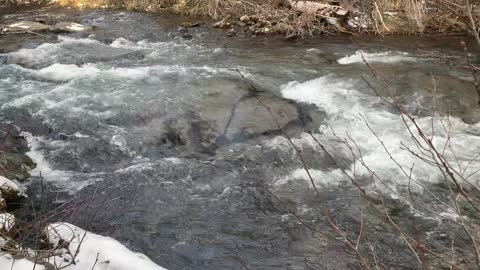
2 6 480 269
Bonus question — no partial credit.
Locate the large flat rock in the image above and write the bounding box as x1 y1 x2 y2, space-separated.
3 20 51 32
2 20 91 33
224 95 301 141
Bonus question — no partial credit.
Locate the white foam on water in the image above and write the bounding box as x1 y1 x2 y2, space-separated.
280 75 480 195
6 62 188 84
110 134 129 154
337 50 416 65
114 162 155 174
274 168 347 188
7 36 100 66
24 133 72 182
164 157 183 164
34 63 100 81
73 132 90 138
111 38 201 52
23 133 101 193
109 38 209 61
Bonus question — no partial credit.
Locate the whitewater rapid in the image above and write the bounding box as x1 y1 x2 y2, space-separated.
2 36 479 200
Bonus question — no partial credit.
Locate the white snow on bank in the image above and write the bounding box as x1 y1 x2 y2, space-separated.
0 254 45 270
337 50 416 65
44 223 167 270
0 213 15 231
0 220 167 270
0 176 25 197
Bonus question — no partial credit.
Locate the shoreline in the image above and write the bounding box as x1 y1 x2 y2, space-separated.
1 2 477 39
1 4 478 57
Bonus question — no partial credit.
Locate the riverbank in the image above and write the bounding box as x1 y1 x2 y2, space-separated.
0 126 168 270
2 0 478 39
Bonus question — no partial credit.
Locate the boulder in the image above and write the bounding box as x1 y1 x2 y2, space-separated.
213 18 232 29
192 78 307 148
0 176 25 201
224 95 301 141
0 124 36 181
181 22 201 28
239 15 250 23
258 19 271 28
236 21 247 27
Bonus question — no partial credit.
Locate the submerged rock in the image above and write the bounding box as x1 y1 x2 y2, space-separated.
224 95 301 141
0 56 7 66
239 15 250 23
181 33 193 39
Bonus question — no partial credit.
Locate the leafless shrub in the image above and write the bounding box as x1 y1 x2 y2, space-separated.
0 180 111 269
235 39 480 268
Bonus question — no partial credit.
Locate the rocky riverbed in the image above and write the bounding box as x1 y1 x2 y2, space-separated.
2 5 480 270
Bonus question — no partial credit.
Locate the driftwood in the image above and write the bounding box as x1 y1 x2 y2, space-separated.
288 0 349 18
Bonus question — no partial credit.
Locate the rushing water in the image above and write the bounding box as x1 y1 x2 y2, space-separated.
2 6 480 269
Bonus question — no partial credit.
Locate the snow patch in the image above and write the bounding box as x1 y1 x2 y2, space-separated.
0 213 15 232
0 254 45 270
0 176 25 197
44 223 167 270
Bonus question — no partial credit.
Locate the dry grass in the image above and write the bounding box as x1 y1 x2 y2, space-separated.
49 0 480 36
